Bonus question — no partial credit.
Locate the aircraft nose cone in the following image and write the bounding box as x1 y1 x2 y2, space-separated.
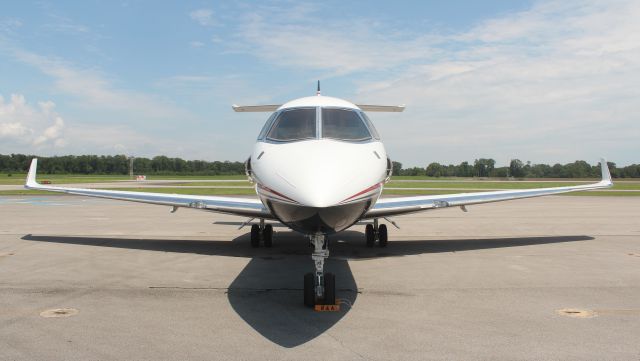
286 169 350 208
266 141 387 208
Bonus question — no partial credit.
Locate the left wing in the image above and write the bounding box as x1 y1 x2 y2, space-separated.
365 158 613 219
24 158 274 219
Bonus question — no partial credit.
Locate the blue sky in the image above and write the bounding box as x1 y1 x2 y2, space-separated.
1 0 638 166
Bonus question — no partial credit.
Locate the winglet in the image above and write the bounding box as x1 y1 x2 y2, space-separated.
600 158 613 186
25 158 39 189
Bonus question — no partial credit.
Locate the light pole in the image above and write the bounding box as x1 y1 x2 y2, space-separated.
129 156 135 180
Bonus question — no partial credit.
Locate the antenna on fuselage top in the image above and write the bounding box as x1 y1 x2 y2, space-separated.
316 80 321 96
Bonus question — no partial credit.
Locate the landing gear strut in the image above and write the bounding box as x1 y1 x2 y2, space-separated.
304 233 336 307
250 219 273 248
365 218 388 247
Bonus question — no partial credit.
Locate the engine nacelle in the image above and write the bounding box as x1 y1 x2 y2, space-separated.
244 157 254 183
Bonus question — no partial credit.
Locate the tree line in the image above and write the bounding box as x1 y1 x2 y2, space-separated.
0 154 245 176
1 154 638 178
394 159 639 178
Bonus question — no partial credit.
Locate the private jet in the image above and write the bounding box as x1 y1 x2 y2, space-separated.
25 86 613 308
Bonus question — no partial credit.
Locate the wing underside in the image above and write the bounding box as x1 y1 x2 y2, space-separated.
24 159 274 219
365 158 613 219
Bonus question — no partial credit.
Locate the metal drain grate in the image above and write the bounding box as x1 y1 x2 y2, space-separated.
40 308 79 318
556 308 596 318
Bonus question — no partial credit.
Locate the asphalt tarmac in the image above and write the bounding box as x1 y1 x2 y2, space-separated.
1 195 639 360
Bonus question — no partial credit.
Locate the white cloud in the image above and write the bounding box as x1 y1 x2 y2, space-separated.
2 1 638 166
385 6 638 165
33 116 64 146
189 9 215 26
0 94 169 156
234 12 433 76
0 94 66 148
0 122 29 137
228 0 640 165
0 94 189 156
7 48 191 120
189 40 205 48
0 47 211 158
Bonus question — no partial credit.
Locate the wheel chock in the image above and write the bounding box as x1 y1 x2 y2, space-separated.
314 299 341 312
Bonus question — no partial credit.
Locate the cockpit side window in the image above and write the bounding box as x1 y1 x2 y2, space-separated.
321 108 372 141
359 111 381 140
266 108 317 142
257 112 278 140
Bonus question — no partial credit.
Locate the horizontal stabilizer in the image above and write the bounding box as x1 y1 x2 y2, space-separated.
232 103 406 113
232 104 281 112
356 104 405 112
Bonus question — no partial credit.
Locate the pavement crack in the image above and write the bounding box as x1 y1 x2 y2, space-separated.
325 331 366 360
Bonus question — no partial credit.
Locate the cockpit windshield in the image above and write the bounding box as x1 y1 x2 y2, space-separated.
260 107 378 143
322 108 372 141
266 108 316 142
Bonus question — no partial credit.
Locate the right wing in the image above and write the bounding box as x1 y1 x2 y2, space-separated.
365 158 613 219
24 159 274 219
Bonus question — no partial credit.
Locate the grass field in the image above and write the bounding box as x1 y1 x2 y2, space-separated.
150 180 640 191
0 174 247 185
385 181 640 191
1 187 638 197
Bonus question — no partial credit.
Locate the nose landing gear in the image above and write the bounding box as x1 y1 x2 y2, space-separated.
250 219 273 248
304 233 336 307
365 218 388 247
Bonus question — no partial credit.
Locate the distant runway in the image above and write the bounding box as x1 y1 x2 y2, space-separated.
1 195 639 360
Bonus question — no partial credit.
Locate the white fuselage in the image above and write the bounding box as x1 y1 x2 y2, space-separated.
246 96 390 235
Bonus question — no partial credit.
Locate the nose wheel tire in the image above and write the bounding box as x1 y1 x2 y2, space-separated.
304 234 336 308
303 272 336 307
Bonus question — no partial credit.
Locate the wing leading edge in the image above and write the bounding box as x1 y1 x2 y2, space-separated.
24 159 274 219
365 158 613 219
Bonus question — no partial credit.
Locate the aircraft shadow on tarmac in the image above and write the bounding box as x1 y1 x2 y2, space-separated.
22 232 592 348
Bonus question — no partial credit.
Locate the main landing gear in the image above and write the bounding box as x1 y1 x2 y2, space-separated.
250 219 273 248
365 218 387 247
304 233 336 307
